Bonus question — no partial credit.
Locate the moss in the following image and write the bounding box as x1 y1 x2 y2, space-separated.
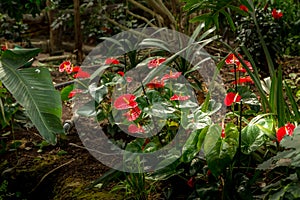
16 154 59 173
53 177 122 200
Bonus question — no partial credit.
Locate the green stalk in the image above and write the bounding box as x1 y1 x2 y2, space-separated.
248 0 275 78
276 66 285 127
240 45 271 112
237 100 243 171
284 81 300 122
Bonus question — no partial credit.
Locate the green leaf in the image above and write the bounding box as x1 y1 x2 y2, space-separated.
281 125 300 150
212 13 219 30
149 160 182 180
76 100 97 117
204 123 238 177
190 13 211 23
88 83 108 103
61 84 74 101
239 46 271 112
189 23 205 43
276 67 286 127
181 128 206 163
237 86 260 107
0 51 63 144
139 38 170 52
284 81 300 121
240 0 253 12
241 117 274 154
289 183 300 198
146 102 176 117
197 125 209 150
1 48 40 70
206 99 222 116
184 108 211 130
220 9 235 31
257 126 300 170
178 100 198 108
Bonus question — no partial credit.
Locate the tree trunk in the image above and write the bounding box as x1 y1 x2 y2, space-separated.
46 0 62 55
74 0 83 64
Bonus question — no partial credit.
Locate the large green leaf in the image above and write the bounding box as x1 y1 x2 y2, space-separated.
241 117 274 154
237 86 260 108
1 48 41 70
0 48 64 144
258 126 300 170
180 126 209 163
204 123 238 177
183 0 236 30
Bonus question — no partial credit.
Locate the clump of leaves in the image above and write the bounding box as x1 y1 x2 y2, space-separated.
257 125 300 199
235 7 283 69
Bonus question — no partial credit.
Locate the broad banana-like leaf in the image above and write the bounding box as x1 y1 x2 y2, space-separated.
0 48 64 144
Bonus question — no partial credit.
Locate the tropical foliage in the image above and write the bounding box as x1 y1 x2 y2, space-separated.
0 0 299 199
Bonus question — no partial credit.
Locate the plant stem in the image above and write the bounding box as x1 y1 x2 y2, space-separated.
237 100 243 170
234 64 237 92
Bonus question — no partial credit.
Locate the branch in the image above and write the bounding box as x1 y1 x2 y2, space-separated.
127 0 164 26
105 17 148 37
157 0 176 25
30 159 75 193
146 0 176 29
126 10 157 28
105 17 130 31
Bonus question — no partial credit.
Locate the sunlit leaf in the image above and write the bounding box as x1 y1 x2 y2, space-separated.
0 49 63 144
241 117 274 154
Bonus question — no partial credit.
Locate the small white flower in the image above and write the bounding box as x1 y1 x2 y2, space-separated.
35 69 40 73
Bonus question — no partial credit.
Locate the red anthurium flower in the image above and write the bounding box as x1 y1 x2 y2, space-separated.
207 169 212 176
224 92 241 106
1 45 8 51
124 106 142 121
170 94 190 101
187 177 195 188
161 71 182 81
276 123 295 142
239 5 248 12
230 61 253 73
72 66 81 72
73 67 91 78
126 76 133 83
272 9 283 19
225 53 242 65
232 76 254 85
230 66 247 73
117 71 124 76
221 129 226 139
148 57 166 69
68 89 83 98
114 94 138 110
146 77 164 89
59 61 73 74
128 124 145 133
105 57 120 65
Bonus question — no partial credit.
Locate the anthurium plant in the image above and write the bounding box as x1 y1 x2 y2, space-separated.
58 2 299 196
60 25 299 199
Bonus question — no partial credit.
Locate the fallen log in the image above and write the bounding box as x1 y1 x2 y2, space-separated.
30 40 95 54
38 55 76 62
